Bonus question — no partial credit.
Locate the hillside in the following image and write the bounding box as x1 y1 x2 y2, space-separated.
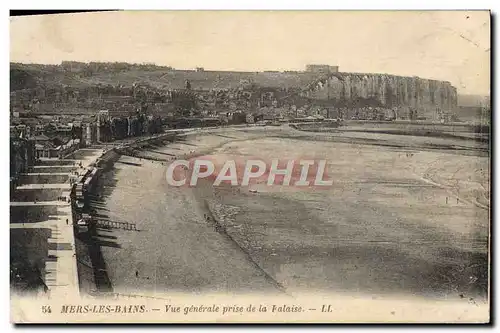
10 63 320 91
86 70 320 90
10 66 40 91
10 63 92 91
10 62 466 119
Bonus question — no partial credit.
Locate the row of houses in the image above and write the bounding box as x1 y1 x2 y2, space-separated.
11 131 82 160
10 138 36 196
33 135 81 159
92 110 163 143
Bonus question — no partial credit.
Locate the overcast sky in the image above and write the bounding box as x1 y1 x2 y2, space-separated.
10 11 490 95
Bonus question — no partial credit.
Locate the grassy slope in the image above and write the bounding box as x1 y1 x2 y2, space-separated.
10 63 319 91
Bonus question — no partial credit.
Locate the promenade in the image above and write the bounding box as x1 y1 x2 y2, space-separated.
11 129 211 299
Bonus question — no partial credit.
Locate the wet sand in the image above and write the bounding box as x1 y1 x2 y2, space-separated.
90 126 489 300
193 136 489 300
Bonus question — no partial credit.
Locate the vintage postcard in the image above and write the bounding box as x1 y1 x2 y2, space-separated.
9 10 490 323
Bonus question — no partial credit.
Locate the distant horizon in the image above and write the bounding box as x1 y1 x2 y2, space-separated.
10 11 490 95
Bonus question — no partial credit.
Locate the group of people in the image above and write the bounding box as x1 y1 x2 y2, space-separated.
56 195 69 202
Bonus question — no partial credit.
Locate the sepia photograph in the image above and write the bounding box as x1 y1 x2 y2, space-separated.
8 10 490 323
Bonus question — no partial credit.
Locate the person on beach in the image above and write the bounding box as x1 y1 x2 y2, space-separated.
135 270 139 278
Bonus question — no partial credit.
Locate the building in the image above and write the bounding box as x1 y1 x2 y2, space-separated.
71 121 83 142
10 124 31 138
11 138 36 173
96 110 112 142
110 117 129 140
61 61 87 72
85 123 98 146
58 138 81 158
10 138 36 197
34 141 57 158
97 110 110 122
305 64 339 74
32 133 51 145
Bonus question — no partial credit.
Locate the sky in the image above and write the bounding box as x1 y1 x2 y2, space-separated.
10 10 490 95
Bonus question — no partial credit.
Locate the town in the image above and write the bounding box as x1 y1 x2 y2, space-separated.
10 60 490 306
11 61 489 188
8 9 492 324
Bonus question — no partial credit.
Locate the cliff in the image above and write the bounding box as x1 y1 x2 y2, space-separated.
302 72 458 119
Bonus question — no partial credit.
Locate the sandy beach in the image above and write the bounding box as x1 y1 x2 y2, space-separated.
87 125 489 301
